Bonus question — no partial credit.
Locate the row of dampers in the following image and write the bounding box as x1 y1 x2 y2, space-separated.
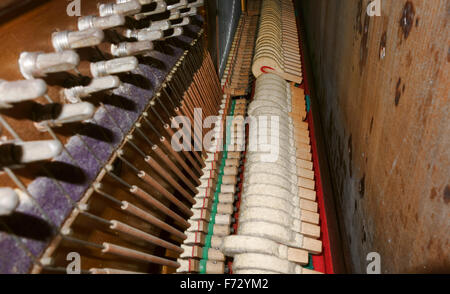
252 0 302 84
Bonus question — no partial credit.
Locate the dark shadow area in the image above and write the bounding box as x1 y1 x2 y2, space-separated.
0 212 54 241
153 41 176 56
117 72 153 90
104 30 128 44
0 101 72 123
44 72 90 88
76 47 113 63
0 143 23 167
166 37 191 51
179 25 199 40
37 161 86 185
88 93 138 112
189 16 204 28
138 55 167 71
55 121 115 143
31 103 63 122
12 161 86 185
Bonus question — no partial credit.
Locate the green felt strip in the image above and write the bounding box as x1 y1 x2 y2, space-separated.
304 254 314 270
201 100 237 265
199 259 207 274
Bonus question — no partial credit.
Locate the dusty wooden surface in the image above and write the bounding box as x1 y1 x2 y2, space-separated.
300 0 449 273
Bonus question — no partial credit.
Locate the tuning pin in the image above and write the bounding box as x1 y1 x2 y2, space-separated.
163 27 183 39
120 0 153 4
52 29 105 51
0 140 62 166
63 76 121 103
90 56 138 77
147 20 171 31
169 10 181 20
167 0 187 10
180 7 197 17
133 1 167 20
19 51 80 79
78 14 126 31
99 0 142 17
111 41 154 57
124 28 163 41
0 79 47 109
170 17 190 28
188 0 203 8
33 102 95 130
0 188 19 216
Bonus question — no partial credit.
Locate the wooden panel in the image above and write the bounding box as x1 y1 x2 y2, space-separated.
0 0 48 23
0 0 20 10
300 0 449 273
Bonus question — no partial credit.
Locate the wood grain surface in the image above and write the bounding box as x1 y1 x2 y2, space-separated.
301 0 449 273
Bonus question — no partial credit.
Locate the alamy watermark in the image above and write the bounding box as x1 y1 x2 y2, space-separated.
170 109 280 163
367 0 381 17
66 252 81 274
366 252 381 274
67 0 81 17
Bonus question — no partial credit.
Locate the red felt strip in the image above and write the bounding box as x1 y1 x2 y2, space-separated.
294 0 335 274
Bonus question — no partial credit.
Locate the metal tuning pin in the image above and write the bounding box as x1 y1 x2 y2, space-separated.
124 28 163 41
111 41 154 57
99 0 142 17
0 140 63 166
19 51 80 79
0 187 19 216
63 76 121 103
169 10 181 20
90 56 139 77
170 17 190 28
133 0 167 20
167 0 187 10
163 27 183 39
34 102 95 130
188 0 204 8
179 7 197 17
0 79 47 109
78 14 126 31
52 29 105 51
133 0 154 4
147 20 171 31
116 0 153 4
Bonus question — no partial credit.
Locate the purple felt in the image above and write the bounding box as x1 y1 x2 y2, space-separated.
0 21 202 273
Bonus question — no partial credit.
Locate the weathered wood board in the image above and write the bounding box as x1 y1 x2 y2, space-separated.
300 0 449 273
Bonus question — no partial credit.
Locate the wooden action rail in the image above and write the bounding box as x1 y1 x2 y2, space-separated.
252 0 303 83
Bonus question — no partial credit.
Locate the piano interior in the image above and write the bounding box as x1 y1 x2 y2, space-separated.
0 0 448 274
